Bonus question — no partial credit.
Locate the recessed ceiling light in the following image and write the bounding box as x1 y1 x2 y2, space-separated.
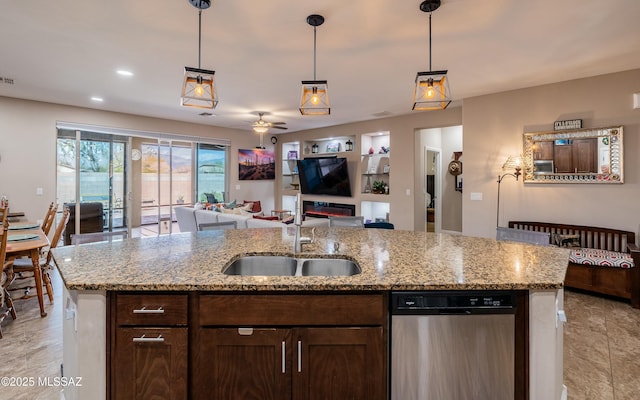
91 96 104 102
116 70 134 77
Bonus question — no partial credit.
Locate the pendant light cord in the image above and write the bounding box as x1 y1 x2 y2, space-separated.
198 9 202 69
428 12 432 72
313 25 317 80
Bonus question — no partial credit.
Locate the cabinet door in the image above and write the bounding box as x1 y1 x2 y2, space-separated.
533 141 553 160
293 327 385 400
197 328 292 400
553 144 572 173
572 138 597 172
113 327 188 400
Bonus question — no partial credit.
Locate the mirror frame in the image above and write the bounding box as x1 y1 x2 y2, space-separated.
523 126 623 184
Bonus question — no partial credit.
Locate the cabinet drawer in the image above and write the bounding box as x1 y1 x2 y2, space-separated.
116 294 188 326
199 293 386 326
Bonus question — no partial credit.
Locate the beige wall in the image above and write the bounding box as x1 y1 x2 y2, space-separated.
0 97 276 224
462 68 640 239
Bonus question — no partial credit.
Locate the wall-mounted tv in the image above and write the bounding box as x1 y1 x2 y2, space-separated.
297 157 352 197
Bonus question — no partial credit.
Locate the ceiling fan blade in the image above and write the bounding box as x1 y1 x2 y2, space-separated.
272 126 288 130
271 122 286 125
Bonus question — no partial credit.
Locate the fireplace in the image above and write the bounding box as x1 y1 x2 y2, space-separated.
303 201 355 218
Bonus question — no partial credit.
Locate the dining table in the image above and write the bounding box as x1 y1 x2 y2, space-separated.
5 222 51 317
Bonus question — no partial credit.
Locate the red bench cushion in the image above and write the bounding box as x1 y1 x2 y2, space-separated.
569 248 635 268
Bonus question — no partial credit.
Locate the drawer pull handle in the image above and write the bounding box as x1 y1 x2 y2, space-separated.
297 340 302 372
132 306 164 314
281 341 286 374
133 334 164 343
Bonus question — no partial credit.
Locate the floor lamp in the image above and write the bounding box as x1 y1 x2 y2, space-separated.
496 155 523 227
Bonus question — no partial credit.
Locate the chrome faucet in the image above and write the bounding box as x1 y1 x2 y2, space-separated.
294 193 314 253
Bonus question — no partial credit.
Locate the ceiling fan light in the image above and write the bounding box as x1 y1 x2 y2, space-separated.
300 80 330 115
181 67 218 109
253 125 269 134
412 71 452 111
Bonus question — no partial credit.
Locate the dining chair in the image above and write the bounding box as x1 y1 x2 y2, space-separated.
198 221 237 231
41 201 57 236
0 209 17 338
71 230 128 245
10 207 70 303
328 216 365 228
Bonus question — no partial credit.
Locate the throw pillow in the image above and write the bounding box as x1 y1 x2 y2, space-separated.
225 200 237 209
240 202 254 212
253 215 279 221
553 233 581 248
243 200 262 213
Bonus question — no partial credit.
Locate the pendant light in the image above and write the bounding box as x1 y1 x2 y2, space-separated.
181 0 218 109
412 0 452 111
300 14 330 115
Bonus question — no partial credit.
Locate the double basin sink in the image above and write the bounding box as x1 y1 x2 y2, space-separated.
223 255 361 277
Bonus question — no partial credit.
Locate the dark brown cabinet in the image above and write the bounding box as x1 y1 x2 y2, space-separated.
194 293 387 400
553 138 597 173
532 141 553 160
110 292 387 400
110 293 189 400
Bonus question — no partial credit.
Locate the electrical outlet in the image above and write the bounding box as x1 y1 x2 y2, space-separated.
470 192 483 201
36 187 43 195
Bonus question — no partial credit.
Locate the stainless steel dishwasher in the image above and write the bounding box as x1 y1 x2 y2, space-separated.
391 291 516 400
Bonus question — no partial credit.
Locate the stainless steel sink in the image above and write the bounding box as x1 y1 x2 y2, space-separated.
222 256 297 276
222 255 361 277
300 258 361 276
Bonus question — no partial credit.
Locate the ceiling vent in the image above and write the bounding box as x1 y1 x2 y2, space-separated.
372 111 394 118
1 76 15 85
199 112 215 117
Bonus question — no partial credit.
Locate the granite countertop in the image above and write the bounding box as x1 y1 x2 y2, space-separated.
52 227 570 292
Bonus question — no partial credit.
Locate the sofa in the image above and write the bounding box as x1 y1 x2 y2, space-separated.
509 221 639 308
175 207 329 232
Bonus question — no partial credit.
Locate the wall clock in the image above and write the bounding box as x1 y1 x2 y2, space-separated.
131 149 142 161
270 136 278 144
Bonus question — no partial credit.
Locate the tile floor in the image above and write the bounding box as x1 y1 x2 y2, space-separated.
0 269 638 399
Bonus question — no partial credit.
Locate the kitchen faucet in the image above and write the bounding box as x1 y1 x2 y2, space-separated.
294 193 314 253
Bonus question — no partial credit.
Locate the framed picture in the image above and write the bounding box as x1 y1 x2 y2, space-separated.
326 142 340 153
238 149 276 180
287 150 298 160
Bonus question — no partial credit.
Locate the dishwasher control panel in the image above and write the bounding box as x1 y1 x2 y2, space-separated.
391 291 516 315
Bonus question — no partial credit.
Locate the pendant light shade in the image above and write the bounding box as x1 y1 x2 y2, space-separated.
412 0 452 111
300 15 330 115
181 67 217 109
181 0 218 109
300 80 330 115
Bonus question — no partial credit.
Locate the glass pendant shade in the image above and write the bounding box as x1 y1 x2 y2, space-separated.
252 125 269 134
412 70 451 110
300 80 330 115
181 67 218 109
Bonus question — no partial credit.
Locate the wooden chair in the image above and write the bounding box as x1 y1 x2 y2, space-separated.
71 230 128 245
198 221 237 231
329 216 364 228
10 207 70 303
0 208 17 338
41 201 57 236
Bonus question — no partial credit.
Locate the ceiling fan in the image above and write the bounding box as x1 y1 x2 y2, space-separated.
252 112 288 133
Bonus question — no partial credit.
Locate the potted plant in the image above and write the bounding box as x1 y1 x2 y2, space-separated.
372 180 386 194
176 195 185 204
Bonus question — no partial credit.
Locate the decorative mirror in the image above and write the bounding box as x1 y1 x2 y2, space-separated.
523 126 623 183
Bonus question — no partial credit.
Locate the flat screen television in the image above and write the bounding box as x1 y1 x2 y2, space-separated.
297 157 352 197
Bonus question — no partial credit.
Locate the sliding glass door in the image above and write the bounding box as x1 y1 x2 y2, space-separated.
57 130 129 242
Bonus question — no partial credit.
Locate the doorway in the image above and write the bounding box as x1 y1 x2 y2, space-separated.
56 130 129 238
425 148 440 232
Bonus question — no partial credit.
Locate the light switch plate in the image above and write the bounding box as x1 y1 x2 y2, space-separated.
470 192 483 201
634 93 640 109
36 187 43 195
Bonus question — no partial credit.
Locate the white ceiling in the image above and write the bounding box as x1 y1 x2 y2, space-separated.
2 0 640 133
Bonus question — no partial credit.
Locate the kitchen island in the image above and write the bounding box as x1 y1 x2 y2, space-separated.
53 227 570 400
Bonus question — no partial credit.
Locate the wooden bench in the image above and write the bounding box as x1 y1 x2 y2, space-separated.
509 221 639 308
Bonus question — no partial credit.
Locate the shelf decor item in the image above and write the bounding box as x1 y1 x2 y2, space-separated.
345 139 354 151
287 150 298 160
312 143 319 153
326 142 340 153
372 180 386 194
